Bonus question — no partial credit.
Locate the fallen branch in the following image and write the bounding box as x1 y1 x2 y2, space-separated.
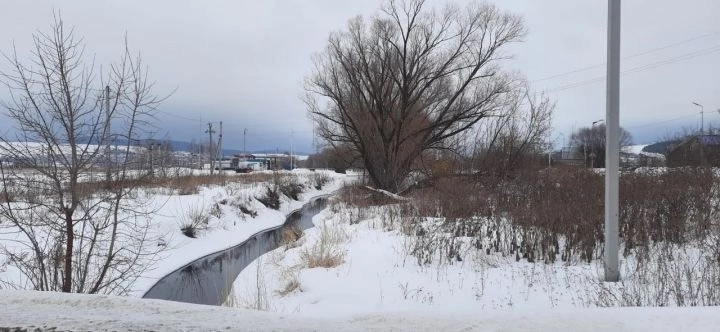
364 186 412 202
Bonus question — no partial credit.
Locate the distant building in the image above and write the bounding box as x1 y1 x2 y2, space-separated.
667 135 720 167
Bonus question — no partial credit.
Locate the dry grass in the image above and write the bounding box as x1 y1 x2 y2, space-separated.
275 267 302 297
280 224 304 250
399 167 720 264
300 223 348 268
158 173 276 195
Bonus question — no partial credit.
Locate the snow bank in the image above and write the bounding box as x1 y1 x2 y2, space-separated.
1 290 719 331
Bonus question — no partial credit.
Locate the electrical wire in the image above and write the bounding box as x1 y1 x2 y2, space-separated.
547 44 720 92
532 30 720 83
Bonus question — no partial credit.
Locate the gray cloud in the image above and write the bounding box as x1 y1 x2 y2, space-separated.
0 0 718 153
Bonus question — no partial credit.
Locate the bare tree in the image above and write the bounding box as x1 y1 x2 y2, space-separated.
470 84 554 177
0 15 166 294
570 124 632 168
305 0 525 192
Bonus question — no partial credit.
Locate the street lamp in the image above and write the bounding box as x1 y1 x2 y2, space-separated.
548 133 566 167
584 120 604 167
591 119 604 168
692 102 704 134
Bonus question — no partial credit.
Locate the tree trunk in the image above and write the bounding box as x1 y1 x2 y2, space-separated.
63 210 74 292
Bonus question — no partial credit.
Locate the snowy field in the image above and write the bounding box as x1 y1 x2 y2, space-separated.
2 170 720 331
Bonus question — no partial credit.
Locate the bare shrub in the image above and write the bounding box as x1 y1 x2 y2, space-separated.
209 203 223 219
178 205 209 238
280 224 304 250
237 204 258 218
276 267 302 297
348 167 719 268
584 240 720 307
279 178 305 201
256 185 280 210
310 173 331 190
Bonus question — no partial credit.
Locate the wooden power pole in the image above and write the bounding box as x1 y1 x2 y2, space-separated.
206 122 215 174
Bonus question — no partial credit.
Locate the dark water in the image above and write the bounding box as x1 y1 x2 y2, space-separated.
142 196 328 305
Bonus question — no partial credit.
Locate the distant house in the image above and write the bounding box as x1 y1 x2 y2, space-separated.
667 135 720 167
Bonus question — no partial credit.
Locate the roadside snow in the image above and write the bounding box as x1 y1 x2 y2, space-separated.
1 290 719 331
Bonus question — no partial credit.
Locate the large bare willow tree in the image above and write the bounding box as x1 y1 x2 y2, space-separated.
0 15 165 294
305 0 526 192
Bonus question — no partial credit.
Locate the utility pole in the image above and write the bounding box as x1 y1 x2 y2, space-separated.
604 0 621 282
243 128 247 158
218 121 223 169
148 142 155 178
290 130 294 170
206 122 215 174
693 102 704 135
105 85 111 183
547 136 552 167
693 102 705 165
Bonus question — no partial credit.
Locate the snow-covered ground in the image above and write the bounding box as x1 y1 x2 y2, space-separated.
0 169 350 296
1 289 719 331
622 144 648 155
220 202 720 329
230 207 593 316
622 144 665 160
3 171 720 331
129 170 349 296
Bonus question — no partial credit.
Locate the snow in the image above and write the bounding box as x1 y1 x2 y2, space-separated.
129 170 348 296
622 144 665 160
1 290 719 331
3 169 720 331
622 144 647 155
0 168 350 297
230 208 592 316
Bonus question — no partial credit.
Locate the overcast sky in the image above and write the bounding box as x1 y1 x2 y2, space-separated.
0 0 719 152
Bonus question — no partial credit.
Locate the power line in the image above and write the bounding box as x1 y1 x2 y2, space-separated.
532 30 720 83
547 44 720 92
157 110 202 122
625 113 698 129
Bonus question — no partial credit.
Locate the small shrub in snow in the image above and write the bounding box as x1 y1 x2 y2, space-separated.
256 185 280 210
238 204 258 218
178 205 210 238
300 223 348 268
280 224 304 250
279 178 304 201
209 203 223 219
275 268 302 297
310 173 331 190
